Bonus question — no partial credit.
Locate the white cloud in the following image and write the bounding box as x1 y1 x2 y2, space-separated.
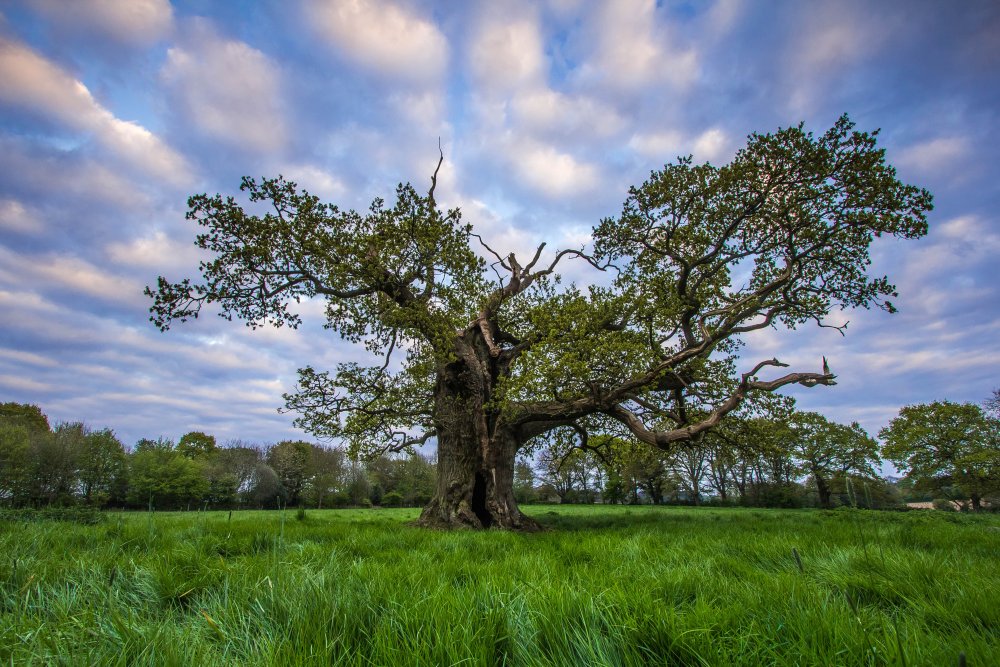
0 247 146 308
469 16 545 93
704 0 744 38
895 136 970 174
573 0 699 91
784 6 882 114
387 90 447 135
0 136 151 210
278 165 346 200
628 126 730 163
305 0 448 87
105 230 205 275
26 0 173 46
461 197 541 265
0 348 60 369
796 8 876 72
0 38 191 186
937 215 994 243
545 0 586 17
463 9 626 195
692 127 729 163
557 224 592 249
0 374 55 393
628 130 685 160
161 23 288 154
507 137 600 199
904 215 999 277
510 88 625 139
0 199 44 234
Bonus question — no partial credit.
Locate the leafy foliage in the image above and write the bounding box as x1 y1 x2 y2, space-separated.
790 412 880 508
148 117 931 471
177 431 218 459
880 401 1000 509
128 449 209 509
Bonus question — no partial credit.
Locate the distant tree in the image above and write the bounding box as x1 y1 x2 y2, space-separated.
128 449 208 509
601 468 628 505
204 465 239 506
303 444 347 508
213 443 263 504
790 412 880 508
0 403 50 506
365 455 396 499
30 422 86 506
513 456 537 504
985 388 1000 419
135 437 174 453
393 452 436 506
0 402 50 433
699 394 794 504
704 436 737 503
0 423 32 505
249 461 281 507
344 463 370 506
537 444 595 503
891 476 931 503
267 440 313 505
828 473 903 509
177 431 218 459
880 401 1000 511
593 434 674 504
149 116 931 529
702 414 806 507
672 444 709 505
78 429 127 506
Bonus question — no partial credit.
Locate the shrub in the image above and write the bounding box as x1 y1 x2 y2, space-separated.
382 491 404 507
932 498 957 512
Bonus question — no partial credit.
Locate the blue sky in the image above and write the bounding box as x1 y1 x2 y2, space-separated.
0 0 997 449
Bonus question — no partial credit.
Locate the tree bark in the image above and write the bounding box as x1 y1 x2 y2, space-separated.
815 473 832 509
415 336 541 531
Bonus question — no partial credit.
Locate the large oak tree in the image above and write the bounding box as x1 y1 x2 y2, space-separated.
148 116 931 529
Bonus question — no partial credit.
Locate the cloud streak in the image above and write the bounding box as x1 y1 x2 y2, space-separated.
0 38 191 186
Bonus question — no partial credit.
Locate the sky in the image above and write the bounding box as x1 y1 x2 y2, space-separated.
0 0 998 451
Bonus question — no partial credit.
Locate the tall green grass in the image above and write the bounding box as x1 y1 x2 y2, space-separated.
1 506 997 666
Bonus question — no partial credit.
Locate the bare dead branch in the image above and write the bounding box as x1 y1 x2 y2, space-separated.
428 138 444 205
471 233 510 269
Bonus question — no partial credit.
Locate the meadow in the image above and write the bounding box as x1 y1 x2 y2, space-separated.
1 505 997 666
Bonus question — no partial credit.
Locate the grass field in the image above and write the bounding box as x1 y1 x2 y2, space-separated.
1 506 997 666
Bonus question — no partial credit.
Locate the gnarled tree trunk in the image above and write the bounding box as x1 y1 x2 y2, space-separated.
416 333 541 531
814 473 832 509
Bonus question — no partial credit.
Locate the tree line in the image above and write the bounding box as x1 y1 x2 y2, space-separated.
529 392 999 511
0 402 434 510
1 394 997 511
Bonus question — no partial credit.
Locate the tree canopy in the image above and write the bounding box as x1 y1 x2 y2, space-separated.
149 116 931 529
880 401 999 510
177 431 218 459
790 412 880 508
